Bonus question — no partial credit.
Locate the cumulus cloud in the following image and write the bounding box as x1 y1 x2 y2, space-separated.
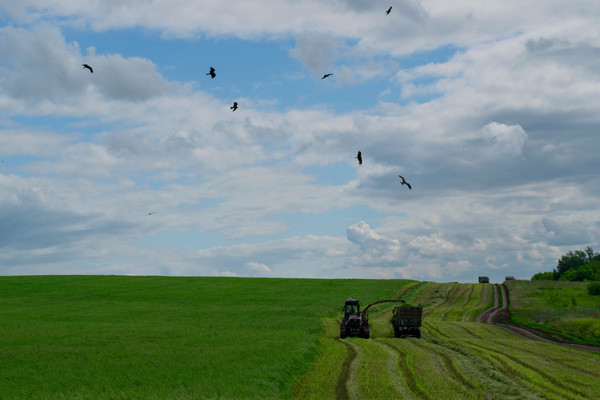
289 33 346 74
481 122 528 157
0 26 171 107
245 262 272 275
346 221 405 265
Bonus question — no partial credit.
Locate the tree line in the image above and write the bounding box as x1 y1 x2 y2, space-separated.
532 247 600 282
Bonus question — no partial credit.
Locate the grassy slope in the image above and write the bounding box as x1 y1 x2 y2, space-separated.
0 275 410 400
294 282 600 400
504 279 600 345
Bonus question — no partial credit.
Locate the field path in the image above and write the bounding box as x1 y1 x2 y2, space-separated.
337 339 362 400
477 283 600 353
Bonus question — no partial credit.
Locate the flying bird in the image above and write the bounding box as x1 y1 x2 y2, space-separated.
82 64 93 73
145 212 156 216
321 73 333 79
398 175 412 189
206 67 216 79
230 101 238 111
386 6 392 15
356 151 362 165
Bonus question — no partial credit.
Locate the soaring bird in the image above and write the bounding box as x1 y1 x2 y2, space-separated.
398 175 412 189
386 6 392 15
82 64 93 73
145 212 156 216
230 101 238 111
321 73 333 79
356 151 362 165
206 67 216 79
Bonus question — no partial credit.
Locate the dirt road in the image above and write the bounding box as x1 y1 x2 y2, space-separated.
478 283 600 352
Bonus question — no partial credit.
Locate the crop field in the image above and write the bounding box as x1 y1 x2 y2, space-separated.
294 282 600 400
2 276 599 399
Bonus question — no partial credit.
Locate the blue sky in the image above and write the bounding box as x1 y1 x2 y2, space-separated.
1 0 599 282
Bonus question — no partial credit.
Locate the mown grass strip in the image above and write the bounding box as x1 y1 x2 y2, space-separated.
292 336 348 400
351 339 403 400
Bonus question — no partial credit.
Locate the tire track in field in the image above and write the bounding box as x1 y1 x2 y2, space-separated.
372 340 416 399
457 284 475 322
374 340 431 400
438 284 473 321
336 339 359 400
425 283 461 320
408 339 477 392
421 322 451 339
447 322 485 339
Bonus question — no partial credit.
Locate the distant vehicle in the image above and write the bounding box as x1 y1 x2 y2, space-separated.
391 304 423 338
478 276 490 283
505 276 515 280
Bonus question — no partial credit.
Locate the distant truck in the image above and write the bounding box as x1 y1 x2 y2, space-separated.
478 276 490 283
391 305 423 338
505 276 515 280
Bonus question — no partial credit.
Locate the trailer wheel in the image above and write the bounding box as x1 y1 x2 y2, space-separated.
415 328 421 339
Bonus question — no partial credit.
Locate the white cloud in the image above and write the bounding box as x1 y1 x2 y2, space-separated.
245 262 272 275
346 221 405 265
289 33 345 74
481 122 528 157
408 233 456 256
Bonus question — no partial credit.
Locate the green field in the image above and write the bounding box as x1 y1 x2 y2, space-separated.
505 279 600 345
0 276 409 399
1 276 599 399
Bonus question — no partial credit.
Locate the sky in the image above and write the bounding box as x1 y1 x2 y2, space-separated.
0 0 599 283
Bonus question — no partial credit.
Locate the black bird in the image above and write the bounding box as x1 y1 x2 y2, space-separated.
356 151 362 165
206 67 216 79
386 6 392 15
145 212 156 216
321 73 333 79
230 101 238 111
398 175 412 189
82 64 93 73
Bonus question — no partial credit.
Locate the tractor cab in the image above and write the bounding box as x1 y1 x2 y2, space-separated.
343 298 360 318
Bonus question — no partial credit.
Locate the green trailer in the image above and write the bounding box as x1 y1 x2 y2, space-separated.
391 305 423 338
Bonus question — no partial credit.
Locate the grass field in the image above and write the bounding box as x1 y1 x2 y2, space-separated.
0 275 410 399
504 280 600 345
2 276 600 399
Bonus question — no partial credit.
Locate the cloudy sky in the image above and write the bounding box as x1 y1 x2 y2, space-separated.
1 0 599 282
